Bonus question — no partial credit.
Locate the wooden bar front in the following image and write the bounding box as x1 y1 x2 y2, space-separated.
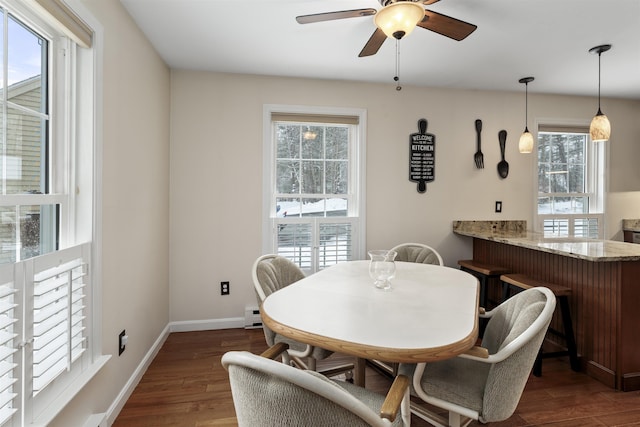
473 238 640 391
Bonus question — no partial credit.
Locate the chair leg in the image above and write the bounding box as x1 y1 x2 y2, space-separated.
307 357 316 371
558 296 580 372
533 295 579 376
479 276 487 309
501 281 512 301
448 412 473 427
533 348 543 377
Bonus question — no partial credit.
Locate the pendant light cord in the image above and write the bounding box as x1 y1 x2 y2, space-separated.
525 82 528 130
597 51 602 111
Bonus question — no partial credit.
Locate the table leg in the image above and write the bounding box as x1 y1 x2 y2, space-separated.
355 357 366 387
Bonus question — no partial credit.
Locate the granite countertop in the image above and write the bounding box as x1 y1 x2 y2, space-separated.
453 220 640 262
622 219 640 232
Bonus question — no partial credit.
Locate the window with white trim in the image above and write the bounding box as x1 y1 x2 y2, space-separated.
263 106 366 274
536 125 605 238
0 1 103 425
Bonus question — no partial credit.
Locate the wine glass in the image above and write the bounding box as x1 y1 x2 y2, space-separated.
368 250 397 291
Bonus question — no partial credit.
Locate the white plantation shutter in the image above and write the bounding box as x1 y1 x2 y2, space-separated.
275 218 356 273
28 245 89 396
0 264 18 425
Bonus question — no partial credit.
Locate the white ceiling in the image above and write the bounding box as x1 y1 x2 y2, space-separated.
121 0 640 99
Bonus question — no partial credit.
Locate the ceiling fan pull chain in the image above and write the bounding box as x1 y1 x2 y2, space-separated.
394 39 402 91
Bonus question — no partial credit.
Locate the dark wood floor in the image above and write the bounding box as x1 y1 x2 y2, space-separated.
114 328 640 427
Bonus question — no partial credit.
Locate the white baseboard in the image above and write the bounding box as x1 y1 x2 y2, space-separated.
106 317 246 424
105 324 170 425
169 317 244 332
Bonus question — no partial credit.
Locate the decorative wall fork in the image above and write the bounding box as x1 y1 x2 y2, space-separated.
474 119 484 169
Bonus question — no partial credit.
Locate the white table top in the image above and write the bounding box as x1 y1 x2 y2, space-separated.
261 260 480 364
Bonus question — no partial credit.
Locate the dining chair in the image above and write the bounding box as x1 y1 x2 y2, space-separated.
222 343 411 427
398 286 556 427
252 254 353 378
390 242 444 266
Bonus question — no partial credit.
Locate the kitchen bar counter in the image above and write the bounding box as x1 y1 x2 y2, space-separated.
453 220 640 262
454 220 640 391
622 219 640 232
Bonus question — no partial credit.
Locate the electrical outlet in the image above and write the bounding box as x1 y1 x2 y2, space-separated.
221 281 230 295
119 330 127 355
495 201 502 213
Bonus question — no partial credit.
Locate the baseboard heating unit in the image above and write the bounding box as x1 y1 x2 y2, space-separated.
244 306 262 329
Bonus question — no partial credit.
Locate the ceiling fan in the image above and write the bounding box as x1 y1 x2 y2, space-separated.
296 0 477 57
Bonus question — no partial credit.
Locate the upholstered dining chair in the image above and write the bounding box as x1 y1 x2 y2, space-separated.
390 242 444 266
398 286 556 427
222 343 411 427
252 254 353 377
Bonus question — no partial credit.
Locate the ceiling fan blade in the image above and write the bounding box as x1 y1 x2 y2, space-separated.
296 8 376 24
422 0 440 4
418 10 477 41
358 28 387 57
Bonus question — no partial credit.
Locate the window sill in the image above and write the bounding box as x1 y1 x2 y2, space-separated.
30 355 112 427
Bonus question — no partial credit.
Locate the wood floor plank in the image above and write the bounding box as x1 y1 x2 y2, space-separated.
114 329 640 427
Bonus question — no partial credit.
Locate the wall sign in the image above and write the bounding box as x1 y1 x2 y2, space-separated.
409 118 435 193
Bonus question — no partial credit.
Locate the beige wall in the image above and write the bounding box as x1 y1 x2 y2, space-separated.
169 70 640 323
51 0 171 425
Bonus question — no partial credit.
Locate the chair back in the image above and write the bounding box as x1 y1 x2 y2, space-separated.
251 254 307 348
390 243 443 266
479 287 556 422
252 254 305 302
222 350 400 427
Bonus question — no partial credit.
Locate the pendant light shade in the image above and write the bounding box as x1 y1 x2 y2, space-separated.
590 110 611 142
374 2 425 40
518 77 534 153
589 44 612 142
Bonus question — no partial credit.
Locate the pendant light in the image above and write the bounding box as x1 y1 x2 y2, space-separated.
589 44 612 142
518 77 535 153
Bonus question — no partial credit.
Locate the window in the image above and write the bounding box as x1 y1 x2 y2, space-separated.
263 106 366 274
536 125 605 238
0 1 104 425
0 11 55 263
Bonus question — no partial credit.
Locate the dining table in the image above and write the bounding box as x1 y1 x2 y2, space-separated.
260 260 480 386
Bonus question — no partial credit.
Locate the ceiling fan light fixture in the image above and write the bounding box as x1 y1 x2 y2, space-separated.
374 2 425 39
589 44 612 143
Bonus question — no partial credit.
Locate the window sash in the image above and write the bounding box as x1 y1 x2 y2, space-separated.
535 125 605 238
